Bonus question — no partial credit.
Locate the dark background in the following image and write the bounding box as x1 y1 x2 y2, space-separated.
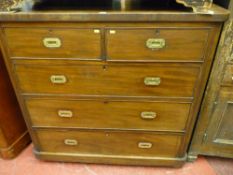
214 0 230 8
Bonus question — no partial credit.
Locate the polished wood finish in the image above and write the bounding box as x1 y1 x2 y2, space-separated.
0 3 228 166
26 98 191 131
36 130 182 157
0 48 30 159
4 28 101 59
107 28 209 62
188 1 233 159
35 149 186 167
14 62 200 97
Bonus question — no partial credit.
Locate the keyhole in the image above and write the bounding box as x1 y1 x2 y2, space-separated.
155 29 160 35
48 29 53 33
103 65 107 70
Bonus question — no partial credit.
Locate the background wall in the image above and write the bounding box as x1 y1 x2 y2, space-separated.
214 0 230 8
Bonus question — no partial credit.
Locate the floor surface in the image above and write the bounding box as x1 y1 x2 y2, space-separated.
0 144 231 175
207 156 233 175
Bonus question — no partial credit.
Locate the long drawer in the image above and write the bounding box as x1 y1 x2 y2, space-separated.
4 28 101 59
26 99 191 131
106 28 209 61
15 62 200 98
36 130 182 157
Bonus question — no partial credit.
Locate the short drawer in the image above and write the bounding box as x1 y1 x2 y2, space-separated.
222 64 233 86
26 99 191 131
106 28 209 62
15 62 200 98
4 28 101 59
36 130 182 157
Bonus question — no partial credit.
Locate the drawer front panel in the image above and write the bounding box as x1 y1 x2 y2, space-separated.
4 28 101 59
222 65 233 86
106 28 209 61
36 130 182 157
26 99 191 131
15 63 200 97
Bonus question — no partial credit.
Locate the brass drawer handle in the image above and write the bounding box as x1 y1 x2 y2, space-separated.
50 75 67 84
138 142 153 149
146 38 166 50
141 112 157 120
109 30 116 34
144 77 161 86
58 110 73 118
94 29 100 34
43 37 62 48
64 139 78 146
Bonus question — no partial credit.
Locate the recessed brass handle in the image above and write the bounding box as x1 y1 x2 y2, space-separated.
109 30 116 34
138 142 153 149
43 37 62 48
50 75 67 84
146 38 166 50
94 29 100 34
141 112 157 120
144 77 161 86
58 110 73 118
64 139 78 146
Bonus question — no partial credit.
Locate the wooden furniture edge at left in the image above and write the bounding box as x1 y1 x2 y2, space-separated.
0 45 30 159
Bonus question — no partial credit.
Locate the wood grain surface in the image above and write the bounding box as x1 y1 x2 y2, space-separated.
106 28 209 62
4 28 101 59
36 129 182 157
26 98 191 132
0 47 30 159
14 62 200 98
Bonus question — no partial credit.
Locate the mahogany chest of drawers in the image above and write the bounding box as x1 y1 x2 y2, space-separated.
0 1 229 167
